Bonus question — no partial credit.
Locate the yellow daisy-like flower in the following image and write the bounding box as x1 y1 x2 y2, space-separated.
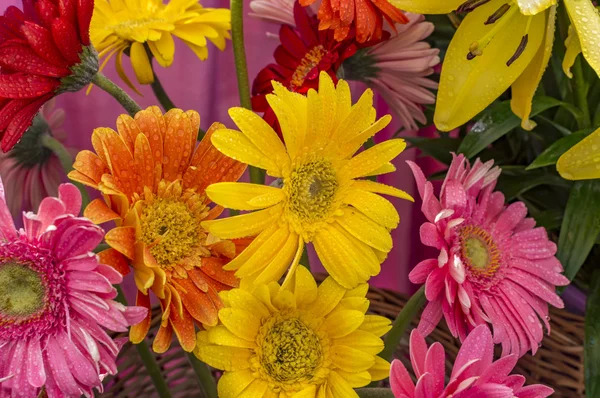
202 72 413 289
91 0 231 92
194 266 392 397
389 0 600 131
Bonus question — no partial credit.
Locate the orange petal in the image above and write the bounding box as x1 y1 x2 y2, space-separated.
201 257 239 288
152 322 173 353
185 110 200 150
205 205 224 221
129 290 152 344
67 170 98 188
163 109 195 180
105 226 136 259
188 268 210 292
133 133 156 190
93 127 138 196
71 150 108 185
116 114 141 154
135 106 165 166
177 276 218 326
83 198 120 224
169 303 197 352
97 247 131 276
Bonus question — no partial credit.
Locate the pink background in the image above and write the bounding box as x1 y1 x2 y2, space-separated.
3 0 430 294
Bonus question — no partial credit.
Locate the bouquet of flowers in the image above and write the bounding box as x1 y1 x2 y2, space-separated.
0 0 596 396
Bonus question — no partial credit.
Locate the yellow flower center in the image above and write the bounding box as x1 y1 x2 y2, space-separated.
291 45 327 88
258 317 323 383
0 263 45 318
140 198 200 267
285 159 339 234
459 225 500 278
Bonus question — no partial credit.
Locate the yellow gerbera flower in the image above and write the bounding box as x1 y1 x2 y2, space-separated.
202 72 413 289
389 0 600 131
68 106 247 352
557 126 600 180
91 0 231 93
194 266 391 397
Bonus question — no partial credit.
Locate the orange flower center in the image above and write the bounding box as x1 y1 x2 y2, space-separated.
459 225 500 278
291 45 327 88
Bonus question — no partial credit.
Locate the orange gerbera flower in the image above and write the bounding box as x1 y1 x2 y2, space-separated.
68 106 247 352
300 0 408 42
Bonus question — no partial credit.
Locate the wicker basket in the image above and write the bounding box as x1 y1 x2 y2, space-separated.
103 278 585 397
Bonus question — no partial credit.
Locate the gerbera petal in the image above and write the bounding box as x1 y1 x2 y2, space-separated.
83 198 120 224
105 226 136 259
323 310 364 338
309 275 347 318
202 204 283 239
336 207 393 252
211 128 280 173
218 308 260 341
216 370 256 397
342 139 407 179
330 345 375 372
130 41 154 84
206 182 283 211
129 291 151 344
343 189 400 229
169 304 197 352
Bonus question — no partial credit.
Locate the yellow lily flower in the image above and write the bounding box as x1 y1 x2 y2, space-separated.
389 0 600 131
557 126 600 180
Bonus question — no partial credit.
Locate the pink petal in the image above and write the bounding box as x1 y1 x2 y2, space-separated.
497 294 538 355
390 360 415 397
67 271 113 294
409 258 437 284
414 372 435 397
513 217 536 233
505 269 564 309
54 224 104 261
484 192 506 224
425 267 446 301
452 325 493 380
509 258 569 286
406 160 426 199
95 263 123 284
504 281 551 332
63 252 99 271
424 342 445 396
493 202 527 235
422 181 442 223
488 298 523 357
477 355 518 386
442 180 467 213
122 305 148 325
504 374 526 390
515 384 554 398
453 384 514 398
44 338 81 396
417 299 443 336
0 178 16 238
420 222 445 249
56 332 99 387
58 183 82 216
37 196 66 232
409 329 428 379
26 339 46 388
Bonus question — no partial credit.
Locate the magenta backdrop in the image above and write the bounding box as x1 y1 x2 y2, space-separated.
3 0 425 294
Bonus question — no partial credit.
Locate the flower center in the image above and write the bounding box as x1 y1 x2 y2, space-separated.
140 198 200 267
0 262 45 318
285 159 338 229
291 45 326 88
260 317 323 383
108 15 167 41
459 225 500 278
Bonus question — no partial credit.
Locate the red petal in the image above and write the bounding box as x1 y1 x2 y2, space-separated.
0 42 70 77
0 73 59 98
274 45 299 69
21 21 70 68
279 25 308 59
21 0 40 22
58 0 77 25
35 0 60 30
0 8 27 39
0 98 30 131
77 0 93 46
293 2 319 45
2 93 52 151
51 17 82 64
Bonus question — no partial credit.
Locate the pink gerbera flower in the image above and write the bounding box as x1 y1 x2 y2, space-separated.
0 182 147 398
407 154 569 357
390 325 554 397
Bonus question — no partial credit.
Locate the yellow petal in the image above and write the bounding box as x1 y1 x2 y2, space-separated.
343 190 400 229
342 139 406 179
359 315 392 337
206 182 283 211
330 89 375 144
202 204 283 239
327 371 360 398
130 41 154 85
310 275 347 318
351 180 414 201
369 356 391 381
323 310 365 338
335 330 384 355
266 90 306 161
330 345 374 372
516 0 556 15
148 33 175 68
511 7 556 130
218 308 260 341
434 2 546 131
335 115 392 159
564 0 600 78
226 289 271 320
334 369 371 388
387 0 464 14
217 370 255 398
207 325 256 349
194 334 252 371
309 73 336 150
254 232 301 285
556 126 600 180
211 129 280 174
222 224 279 271
231 225 290 275
336 208 393 252
238 379 269 397
293 265 318 308
365 162 396 177
116 46 142 95
563 24 582 78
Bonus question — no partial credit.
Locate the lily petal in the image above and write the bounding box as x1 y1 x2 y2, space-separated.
557 126 600 180
387 0 464 14
564 0 600 78
563 24 582 78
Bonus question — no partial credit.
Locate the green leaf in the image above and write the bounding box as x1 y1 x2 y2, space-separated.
585 271 600 397
356 388 395 398
494 167 571 201
457 97 563 158
557 180 600 281
404 136 460 165
526 130 593 170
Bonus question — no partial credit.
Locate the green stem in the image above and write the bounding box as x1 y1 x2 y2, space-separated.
300 247 311 271
186 353 218 398
230 0 265 183
41 135 90 209
151 70 176 111
92 72 142 116
114 286 173 398
379 286 426 362
573 58 591 129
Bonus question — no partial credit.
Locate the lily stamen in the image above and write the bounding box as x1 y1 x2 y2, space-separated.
457 0 492 13
507 17 533 66
466 4 518 60
485 3 511 24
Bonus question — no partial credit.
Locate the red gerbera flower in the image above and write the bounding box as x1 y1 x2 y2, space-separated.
0 0 97 151
252 2 364 130
300 0 408 42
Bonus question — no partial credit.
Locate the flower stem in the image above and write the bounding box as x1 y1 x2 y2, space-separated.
41 135 90 209
186 353 218 398
114 286 173 398
379 286 426 362
151 70 176 111
92 72 142 116
230 0 265 184
573 58 591 129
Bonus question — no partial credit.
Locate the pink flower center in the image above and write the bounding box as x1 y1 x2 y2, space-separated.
291 45 327 88
0 240 66 340
459 224 500 279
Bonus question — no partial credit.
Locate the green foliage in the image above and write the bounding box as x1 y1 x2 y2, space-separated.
585 271 600 397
